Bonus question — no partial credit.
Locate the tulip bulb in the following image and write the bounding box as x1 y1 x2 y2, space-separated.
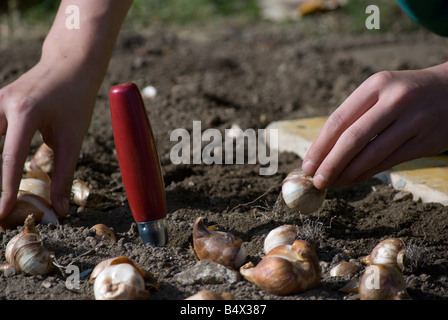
25 167 51 184
19 178 50 203
193 217 247 270
359 264 411 300
281 169 326 214
91 224 117 243
330 261 358 277
0 165 58 232
240 240 321 295
71 179 90 208
360 238 405 272
0 191 59 232
25 143 54 173
3 214 55 275
263 224 299 254
90 256 153 300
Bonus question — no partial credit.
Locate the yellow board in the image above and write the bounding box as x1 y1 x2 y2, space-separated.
266 117 448 205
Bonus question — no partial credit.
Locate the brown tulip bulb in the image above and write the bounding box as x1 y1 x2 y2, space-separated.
329 261 358 277
359 264 411 300
91 224 117 243
0 191 59 232
263 224 299 254
360 238 405 272
3 214 55 275
193 217 247 269
19 178 50 202
240 240 321 295
281 169 326 214
71 179 90 208
25 143 54 173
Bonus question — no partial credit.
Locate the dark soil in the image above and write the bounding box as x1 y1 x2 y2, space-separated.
1 22 448 301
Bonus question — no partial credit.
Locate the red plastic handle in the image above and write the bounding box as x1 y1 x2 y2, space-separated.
109 83 167 222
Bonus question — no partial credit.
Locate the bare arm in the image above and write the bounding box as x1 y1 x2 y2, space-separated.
0 0 133 219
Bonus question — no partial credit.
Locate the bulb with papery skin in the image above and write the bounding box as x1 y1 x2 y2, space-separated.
19 178 50 203
25 143 54 173
89 256 153 300
3 215 55 275
240 240 321 295
93 263 147 300
71 179 90 208
263 224 299 255
360 238 406 272
90 224 117 243
281 169 326 215
0 191 59 232
193 217 247 270
359 264 411 300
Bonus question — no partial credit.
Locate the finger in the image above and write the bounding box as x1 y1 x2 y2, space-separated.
302 76 381 177
49 140 82 218
311 94 403 189
0 119 35 219
331 117 416 186
348 136 422 185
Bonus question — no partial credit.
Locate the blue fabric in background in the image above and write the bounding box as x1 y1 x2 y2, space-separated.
396 0 448 36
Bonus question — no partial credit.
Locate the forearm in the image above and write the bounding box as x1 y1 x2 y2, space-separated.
41 0 133 89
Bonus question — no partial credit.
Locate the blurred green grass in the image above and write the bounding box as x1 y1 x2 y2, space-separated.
0 0 421 42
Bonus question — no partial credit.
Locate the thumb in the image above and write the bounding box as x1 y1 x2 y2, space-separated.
49 143 81 218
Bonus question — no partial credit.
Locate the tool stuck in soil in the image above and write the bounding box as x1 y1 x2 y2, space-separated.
109 82 168 247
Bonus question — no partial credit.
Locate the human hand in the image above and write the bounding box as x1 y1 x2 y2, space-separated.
0 56 98 219
302 62 448 190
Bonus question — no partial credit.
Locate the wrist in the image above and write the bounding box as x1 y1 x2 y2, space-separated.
39 0 133 90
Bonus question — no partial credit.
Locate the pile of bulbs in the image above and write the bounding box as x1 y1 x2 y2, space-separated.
0 143 152 300
190 168 329 297
191 169 413 300
1 156 414 300
192 219 321 296
0 143 90 276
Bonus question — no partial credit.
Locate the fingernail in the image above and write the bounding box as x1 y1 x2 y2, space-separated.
313 174 327 189
302 160 316 175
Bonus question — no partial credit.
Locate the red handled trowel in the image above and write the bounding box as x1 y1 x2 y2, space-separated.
109 82 168 246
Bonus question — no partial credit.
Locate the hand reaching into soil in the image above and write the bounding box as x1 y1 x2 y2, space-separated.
302 62 448 190
0 0 133 221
